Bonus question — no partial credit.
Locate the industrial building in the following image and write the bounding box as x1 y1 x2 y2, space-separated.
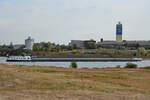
98 40 150 49
69 40 96 48
97 22 150 49
25 37 34 50
69 40 85 47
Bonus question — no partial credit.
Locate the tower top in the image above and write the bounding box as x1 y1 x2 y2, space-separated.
116 21 122 42
118 21 121 24
28 36 31 39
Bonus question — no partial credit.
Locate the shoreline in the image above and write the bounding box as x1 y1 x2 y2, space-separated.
1 63 150 70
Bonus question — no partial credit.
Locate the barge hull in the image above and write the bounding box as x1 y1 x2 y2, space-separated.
7 58 142 62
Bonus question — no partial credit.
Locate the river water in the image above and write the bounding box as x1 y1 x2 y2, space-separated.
0 57 150 68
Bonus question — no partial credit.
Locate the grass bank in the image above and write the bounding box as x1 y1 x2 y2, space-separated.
0 64 150 100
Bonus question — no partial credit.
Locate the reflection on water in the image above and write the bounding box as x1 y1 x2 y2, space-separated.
0 57 150 68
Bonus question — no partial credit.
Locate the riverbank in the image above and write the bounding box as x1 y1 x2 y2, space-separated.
0 64 150 100
31 50 150 58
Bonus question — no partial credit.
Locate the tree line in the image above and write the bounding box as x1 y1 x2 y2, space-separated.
33 42 97 52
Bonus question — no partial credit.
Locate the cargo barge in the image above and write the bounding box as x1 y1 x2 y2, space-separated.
6 56 142 62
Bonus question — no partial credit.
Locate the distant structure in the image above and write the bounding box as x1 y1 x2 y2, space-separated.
69 40 84 47
13 44 24 50
69 39 96 48
116 22 123 42
25 37 34 50
98 40 150 49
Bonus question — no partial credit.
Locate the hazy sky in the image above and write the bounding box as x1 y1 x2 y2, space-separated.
0 0 150 45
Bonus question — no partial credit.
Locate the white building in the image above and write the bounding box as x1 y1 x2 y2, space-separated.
25 37 34 50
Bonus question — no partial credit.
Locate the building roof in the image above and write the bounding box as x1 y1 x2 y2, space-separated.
13 44 24 50
98 41 122 45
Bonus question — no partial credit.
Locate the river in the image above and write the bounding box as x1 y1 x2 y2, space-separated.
0 57 150 68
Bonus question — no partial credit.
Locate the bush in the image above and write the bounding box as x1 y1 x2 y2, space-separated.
116 65 121 68
124 62 137 68
70 61 78 68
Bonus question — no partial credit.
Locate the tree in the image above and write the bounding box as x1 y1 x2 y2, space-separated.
70 61 78 68
117 46 126 50
47 42 52 51
33 44 38 51
72 44 82 50
9 42 14 49
86 42 97 49
138 48 148 56
60 45 67 50
73 44 77 49
55 45 61 52
33 42 53 52
33 44 41 51
67 45 74 50
124 62 137 68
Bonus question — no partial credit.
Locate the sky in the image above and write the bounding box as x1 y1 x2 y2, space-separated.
0 0 150 45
